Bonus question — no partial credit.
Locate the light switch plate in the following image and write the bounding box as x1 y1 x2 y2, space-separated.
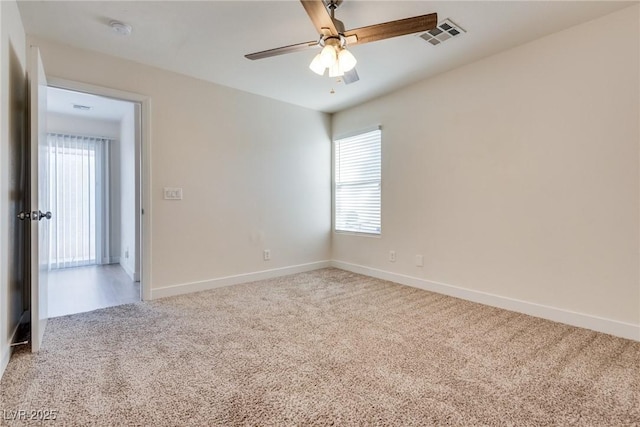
163 187 183 200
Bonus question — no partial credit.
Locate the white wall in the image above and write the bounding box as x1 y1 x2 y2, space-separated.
119 103 137 280
47 111 120 138
332 6 639 337
0 0 26 378
29 36 332 294
46 111 122 262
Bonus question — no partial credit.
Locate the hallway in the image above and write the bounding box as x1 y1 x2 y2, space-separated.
48 264 139 318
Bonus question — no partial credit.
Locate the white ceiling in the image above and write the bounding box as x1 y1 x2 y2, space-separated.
47 86 133 121
19 1 636 113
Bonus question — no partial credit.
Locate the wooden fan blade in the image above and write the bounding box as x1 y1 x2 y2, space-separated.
245 40 318 60
344 13 437 46
300 0 339 36
343 68 359 85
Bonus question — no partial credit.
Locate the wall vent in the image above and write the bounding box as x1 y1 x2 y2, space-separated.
419 18 466 46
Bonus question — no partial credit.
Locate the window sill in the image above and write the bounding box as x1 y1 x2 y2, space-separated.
333 230 381 238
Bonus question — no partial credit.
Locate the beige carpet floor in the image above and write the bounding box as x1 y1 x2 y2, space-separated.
1 268 638 426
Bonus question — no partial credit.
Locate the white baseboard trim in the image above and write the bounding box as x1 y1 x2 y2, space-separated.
120 261 135 281
331 260 640 342
121 261 140 282
151 260 332 300
8 311 29 344
0 345 9 380
2 311 29 380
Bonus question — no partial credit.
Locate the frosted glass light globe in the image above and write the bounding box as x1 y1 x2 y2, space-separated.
328 62 344 78
309 54 325 75
338 48 357 72
319 45 337 68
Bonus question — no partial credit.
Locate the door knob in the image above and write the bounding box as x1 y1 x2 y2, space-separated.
17 211 31 220
38 210 52 220
17 210 51 221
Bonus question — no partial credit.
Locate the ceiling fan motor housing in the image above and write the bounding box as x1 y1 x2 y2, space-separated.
319 35 346 49
332 18 346 34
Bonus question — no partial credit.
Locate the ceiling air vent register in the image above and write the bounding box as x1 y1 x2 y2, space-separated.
419 19 466 46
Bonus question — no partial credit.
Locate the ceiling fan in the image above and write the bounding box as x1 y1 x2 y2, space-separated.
245 0 438 84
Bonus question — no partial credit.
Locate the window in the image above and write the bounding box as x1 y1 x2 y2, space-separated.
334 128 381 234
48 134 109 269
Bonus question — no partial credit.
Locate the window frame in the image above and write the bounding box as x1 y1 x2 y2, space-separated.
333 126 382 237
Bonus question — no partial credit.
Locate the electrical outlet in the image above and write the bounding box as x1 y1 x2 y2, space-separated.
389 250 396 262
263 249 271 261
415 254 424 267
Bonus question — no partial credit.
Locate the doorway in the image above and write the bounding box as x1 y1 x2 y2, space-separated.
45 86 141 317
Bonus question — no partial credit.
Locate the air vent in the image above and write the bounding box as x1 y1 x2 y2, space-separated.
72 104 92 111
419 18 466 46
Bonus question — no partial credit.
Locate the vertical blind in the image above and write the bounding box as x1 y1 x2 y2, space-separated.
48 133 109 269
334 129 381 234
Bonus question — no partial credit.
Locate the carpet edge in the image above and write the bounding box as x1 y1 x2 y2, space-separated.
150 260 332 300
331 260 640 342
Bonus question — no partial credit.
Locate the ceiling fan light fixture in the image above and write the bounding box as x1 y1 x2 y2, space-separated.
309 53 326 75
328 61 344 78
245 0 439 88
319 44 338 68
338 48 357 72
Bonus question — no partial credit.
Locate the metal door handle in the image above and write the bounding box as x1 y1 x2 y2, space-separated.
38 210 52 220
17 210 51 221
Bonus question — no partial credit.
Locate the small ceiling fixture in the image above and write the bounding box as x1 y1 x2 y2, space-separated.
109 20 132 36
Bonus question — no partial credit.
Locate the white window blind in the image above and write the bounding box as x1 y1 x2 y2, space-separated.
334 129 381 234
48 133 109 269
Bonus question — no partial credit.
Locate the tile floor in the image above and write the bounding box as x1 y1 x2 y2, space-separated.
47 264 140 317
